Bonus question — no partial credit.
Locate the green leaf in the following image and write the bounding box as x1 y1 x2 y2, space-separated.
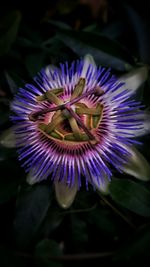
35 239 63 267
0 11 21 56
56 29 135 71
14 184 51 248
109 178 150 217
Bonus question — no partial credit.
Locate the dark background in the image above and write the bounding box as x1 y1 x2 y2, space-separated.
0 0 150 266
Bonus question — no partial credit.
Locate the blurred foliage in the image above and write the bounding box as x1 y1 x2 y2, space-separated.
0 0 150 266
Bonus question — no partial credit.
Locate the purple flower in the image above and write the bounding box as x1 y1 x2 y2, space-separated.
11 55 150 207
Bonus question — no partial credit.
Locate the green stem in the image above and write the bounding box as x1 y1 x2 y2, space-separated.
99 193 136 230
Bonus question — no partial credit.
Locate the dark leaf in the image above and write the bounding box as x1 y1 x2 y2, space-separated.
123 3 150 64
56 29 135 71
0 104 10 126
114 224 150 263
87 208 118 235
35 239 63 267
5 72 18 94
109 178 150 217
101 20 125 39
0 177 19 205
0 246 28 267
82 24 98 33
16 37 42 49
0 11 21 56
71 215 88 251
0 146 16 161
14 184 52 248
0 159 20 204
48 20 72 30
41 208 64 237
25 52 47 76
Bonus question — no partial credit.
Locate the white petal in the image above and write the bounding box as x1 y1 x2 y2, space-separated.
120 146 150 181
119 66 148 94
81 54 96 78
54 180 78 209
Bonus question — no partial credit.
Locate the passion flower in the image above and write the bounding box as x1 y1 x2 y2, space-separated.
11 55 149 207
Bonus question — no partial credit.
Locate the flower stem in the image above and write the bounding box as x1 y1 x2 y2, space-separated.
99 193 136 229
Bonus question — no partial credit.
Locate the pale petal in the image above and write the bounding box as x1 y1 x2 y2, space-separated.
0 127 16 148
26 165 49 185
120 146 150 181
81 54 96 78
26 169 37 185
133 112 150 137
119 112 150 137
119 66 148 94
90 174 110 195
143 113 150 135
45 64 58 76
54 180 78 209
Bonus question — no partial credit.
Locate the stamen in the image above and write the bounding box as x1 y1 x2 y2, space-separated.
45 113 65 134
94 86 104 96
64 133 90 141
38 125 63 140
86 115 92 129
68 117 82 140
45 91 63 105
36 88 63 101
71 78 85 100
76 103 103 115
28 105 65 121
29 77 104 145
69 86 104 106
65 105 97 143
29 85 104 121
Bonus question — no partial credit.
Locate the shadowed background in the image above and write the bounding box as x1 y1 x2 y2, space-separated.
0 0 150 266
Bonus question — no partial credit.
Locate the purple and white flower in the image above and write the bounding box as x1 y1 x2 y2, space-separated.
11 55 150 207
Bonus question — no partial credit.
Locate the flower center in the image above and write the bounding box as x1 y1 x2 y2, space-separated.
29 78 104 145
